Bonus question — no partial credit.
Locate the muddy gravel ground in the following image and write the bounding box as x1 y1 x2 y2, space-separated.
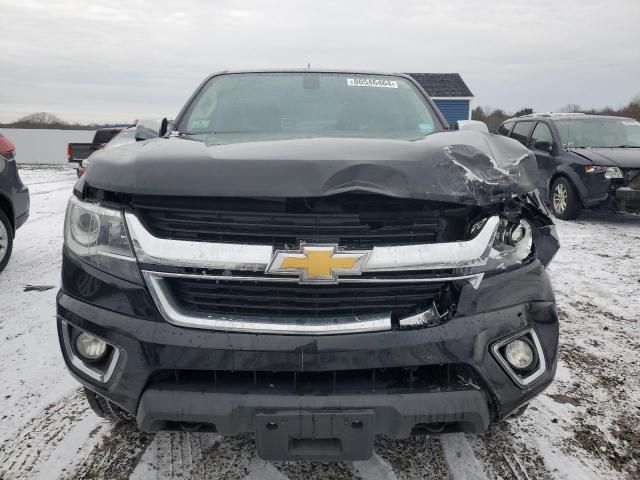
0 166 638 479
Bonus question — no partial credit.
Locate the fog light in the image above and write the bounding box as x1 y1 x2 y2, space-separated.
504 339 534 370
75 332 107 361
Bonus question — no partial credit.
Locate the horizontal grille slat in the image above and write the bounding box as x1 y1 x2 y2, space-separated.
146 222 439 240
172 283 443 296
146 217 440 234
178 293 431 305
166 278 448 318
177 300 420 313
130 193 470 249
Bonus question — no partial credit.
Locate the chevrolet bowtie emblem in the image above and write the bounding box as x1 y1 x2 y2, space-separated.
266 244 371 284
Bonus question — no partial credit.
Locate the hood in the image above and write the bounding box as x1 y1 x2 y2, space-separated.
570 147 640 168
83 130 538 206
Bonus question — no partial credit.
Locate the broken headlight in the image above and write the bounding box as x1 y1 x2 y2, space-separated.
472 217 533 271
584 165 624 179
64 196 140 283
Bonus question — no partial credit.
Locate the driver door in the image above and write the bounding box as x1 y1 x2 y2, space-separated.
528 122 556 198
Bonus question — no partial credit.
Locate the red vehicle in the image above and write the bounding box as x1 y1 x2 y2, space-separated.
0 132 15 157
0 132 30 273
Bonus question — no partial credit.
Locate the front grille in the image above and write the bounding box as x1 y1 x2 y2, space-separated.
167 277 452 319
131 193 475 249
148 364 481 395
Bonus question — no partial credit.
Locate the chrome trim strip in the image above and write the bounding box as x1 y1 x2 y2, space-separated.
365 216 499 271
142 270 484 285
126 212 500 272
491 329 547 387
126 213 272 271
60 319 121 383
143 272 393 335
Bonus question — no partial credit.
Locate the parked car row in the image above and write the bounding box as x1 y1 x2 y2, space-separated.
496 113 640 219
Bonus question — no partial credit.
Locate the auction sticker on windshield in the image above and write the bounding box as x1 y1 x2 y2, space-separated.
347 78 398 88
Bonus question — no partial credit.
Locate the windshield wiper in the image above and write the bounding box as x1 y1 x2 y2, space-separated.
178 130 262 136
574 145 640 148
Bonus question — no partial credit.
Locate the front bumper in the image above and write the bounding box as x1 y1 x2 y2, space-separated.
57 250 558 454
613 187 640 211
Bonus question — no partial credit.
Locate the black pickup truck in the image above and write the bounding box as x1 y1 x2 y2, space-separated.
57 70 560 462
67 127 128 164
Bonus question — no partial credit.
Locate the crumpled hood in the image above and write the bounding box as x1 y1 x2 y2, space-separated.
570 147 640 168
84 130 538 206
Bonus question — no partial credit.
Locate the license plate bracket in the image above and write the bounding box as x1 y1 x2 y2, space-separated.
255 409 375 461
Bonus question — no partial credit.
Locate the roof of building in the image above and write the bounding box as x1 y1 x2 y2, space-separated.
407 73 473 98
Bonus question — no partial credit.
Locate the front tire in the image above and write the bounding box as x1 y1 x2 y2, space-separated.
0 210 13 274
550 177 581 220
83 388 134 423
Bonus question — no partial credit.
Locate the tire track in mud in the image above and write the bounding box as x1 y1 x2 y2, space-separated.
131 431 220 479
353 453 399 479
373 437 454 480
274 459 360 479
61 420 154 480
130 432 426 480
130 433 267 480
0 388 88 479
467 422 555 480
190 434 258 479
440 434 488 480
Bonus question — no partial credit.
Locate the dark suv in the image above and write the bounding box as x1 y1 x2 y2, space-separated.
0 132 29 273
497 113 640 219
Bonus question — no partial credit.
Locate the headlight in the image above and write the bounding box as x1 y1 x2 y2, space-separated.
584 165 623 179
471 217 533 271
64 196 140 283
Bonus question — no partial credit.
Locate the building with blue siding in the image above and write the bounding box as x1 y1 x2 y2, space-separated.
407 73 474 126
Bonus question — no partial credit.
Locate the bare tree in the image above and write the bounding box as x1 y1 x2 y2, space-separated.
558 104 582 113
15 112 68 126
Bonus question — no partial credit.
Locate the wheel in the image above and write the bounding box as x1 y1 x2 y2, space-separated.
550 177 581 220
83 387 134 423
0 209 13 274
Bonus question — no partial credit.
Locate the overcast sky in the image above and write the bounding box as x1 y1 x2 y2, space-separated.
1 0 639 123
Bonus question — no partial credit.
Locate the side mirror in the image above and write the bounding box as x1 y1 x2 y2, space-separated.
158 118 168 137
134 119 165 141
455 120 489 133
533 140 554 153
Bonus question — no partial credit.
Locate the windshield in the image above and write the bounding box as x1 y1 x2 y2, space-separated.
178 73 439 144
555 117 640 148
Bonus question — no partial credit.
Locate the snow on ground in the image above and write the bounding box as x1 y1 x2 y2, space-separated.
0 166 638 479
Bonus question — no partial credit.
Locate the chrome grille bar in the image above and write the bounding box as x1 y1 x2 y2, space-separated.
126 213 499 273
143 272 393 334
